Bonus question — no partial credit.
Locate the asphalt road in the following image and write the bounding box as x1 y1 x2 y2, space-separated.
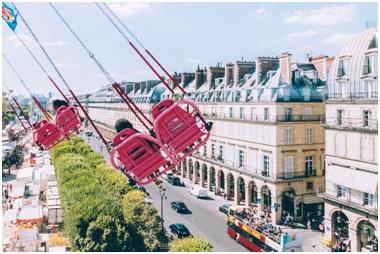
81 131 247 252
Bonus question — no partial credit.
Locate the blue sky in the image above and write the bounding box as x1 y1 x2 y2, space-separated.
2 2 377 97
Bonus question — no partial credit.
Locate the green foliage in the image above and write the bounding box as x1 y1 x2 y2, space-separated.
122 190 167 251
50 136 166 251
169 237 213 252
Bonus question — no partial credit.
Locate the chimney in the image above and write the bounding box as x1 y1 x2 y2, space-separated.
207 66 225 89
308 55 334 81
134 82 141 94
170 72 182 90
140 81 146 94
224 63 234 87
195 68 206 90
234 61 255 86
279 52 292 85
181 72 195 87
255 56 279 85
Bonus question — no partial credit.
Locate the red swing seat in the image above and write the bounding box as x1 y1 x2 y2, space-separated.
110 128 177 185
55 105 82 137
152 99 210 162
33 120 63 150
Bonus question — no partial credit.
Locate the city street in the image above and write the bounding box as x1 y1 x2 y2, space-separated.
81 132 248 252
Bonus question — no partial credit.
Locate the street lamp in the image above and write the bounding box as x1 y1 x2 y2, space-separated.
158 186 167 231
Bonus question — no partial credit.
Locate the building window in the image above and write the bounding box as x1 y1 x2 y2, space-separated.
363 110 372 127
285 108 293 121
335 134 346 157
251 107 256 120
218 145 224 162
239 107 244 120
363 55 376 75
305 156 314 175
239 150 245 168
262 155 270 176
284 156 294 178
306 181 314 190
363 192 374 206
284 128 293 145
361 135 374 162
203 145 207 156
337 58 349 77
337 185 348 198
264 108 269 121
229 107 233 118
304 107 312 120
337 109 344 125
306 127 313 144
211 144 215 159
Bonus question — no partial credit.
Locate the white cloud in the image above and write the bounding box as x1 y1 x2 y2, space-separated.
7 34 69 49
283 5 356 26
255 7 268 18
109 3 153 17
41 40 69 47
56 63 80 69
285 30 318 41
322 33 357 45
7 34 34 49
187 58 200 63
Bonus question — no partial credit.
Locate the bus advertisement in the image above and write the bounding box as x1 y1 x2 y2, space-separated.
227 215 303 252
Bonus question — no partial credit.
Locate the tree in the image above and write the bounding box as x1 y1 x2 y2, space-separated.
169 237 213 252
122 190 167 251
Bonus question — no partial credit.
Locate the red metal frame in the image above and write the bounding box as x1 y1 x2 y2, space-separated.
55 105 82 137
152 99 210 162
110 130 177 185
32 120 64 150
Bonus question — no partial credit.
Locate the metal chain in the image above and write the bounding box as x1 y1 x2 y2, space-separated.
48 2 115 84
3 53 32 95
101 3 146 50
12 2 72 91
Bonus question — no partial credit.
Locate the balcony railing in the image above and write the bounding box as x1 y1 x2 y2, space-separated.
276 169 317 180
203 113 323 123
321 116 378 130
328 92 378 101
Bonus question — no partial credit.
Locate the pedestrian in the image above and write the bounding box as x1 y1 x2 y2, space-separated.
223 192 227 200
9 184 12 192
307 219 312 231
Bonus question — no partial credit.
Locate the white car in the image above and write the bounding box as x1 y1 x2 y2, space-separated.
189 186 208 199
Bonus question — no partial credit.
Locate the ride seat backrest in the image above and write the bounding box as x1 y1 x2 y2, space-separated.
56 105 69 115
118 138 155 168
158 106 196 143
152 99 175 120
38 123 58 138
34 120 48 129
113 128 137 147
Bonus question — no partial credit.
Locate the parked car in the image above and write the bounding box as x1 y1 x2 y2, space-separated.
128 178 136 186
168 175 182 186
218 203 231 215
189 186 208 199
162 172 173 182
169 223 191 238
171 201 190 214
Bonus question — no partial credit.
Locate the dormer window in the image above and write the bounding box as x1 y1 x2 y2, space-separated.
363 55 376 75
337 58 350 78
369 36 377 49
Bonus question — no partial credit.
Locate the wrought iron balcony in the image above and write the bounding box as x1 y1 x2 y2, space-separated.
327 92 378 101
276 169 317 180
321 116 378 132
204 113 323 123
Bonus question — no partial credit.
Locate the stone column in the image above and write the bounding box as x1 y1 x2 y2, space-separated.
349 227 359 252
234 178 239 205
208 170 212 191
271 197 282 225
200 168 205 187
216 172 221 195
257 191 263 212
245 182 251 207
225 174 230 200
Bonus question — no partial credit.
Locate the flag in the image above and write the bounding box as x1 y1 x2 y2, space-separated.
2 2 18 31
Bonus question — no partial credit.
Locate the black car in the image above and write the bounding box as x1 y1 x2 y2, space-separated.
171 201 190 213
169 223 191 238
218 203 231 215
168 175 182 186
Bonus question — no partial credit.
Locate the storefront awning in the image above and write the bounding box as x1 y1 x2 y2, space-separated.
302 195 323 204
327 165 377 194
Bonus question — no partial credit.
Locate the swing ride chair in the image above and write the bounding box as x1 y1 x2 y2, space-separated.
55 105 82 138
110 128 177 186
33 120 64 150
152 99 211 162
